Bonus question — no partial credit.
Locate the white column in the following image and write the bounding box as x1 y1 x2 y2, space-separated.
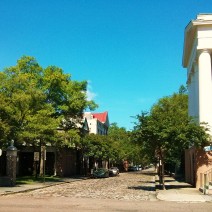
193 62 199 122
198 50 212 134
188 63 199 123
188 71 194 117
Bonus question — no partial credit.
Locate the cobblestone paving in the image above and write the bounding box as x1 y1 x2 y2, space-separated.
9 170 157 201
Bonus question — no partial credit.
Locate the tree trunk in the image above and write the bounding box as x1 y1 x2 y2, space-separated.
39 145 46 177
54 150 57 176
158 151 165 190
161 157 165 189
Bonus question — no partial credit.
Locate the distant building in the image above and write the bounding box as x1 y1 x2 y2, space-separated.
83 111 109 135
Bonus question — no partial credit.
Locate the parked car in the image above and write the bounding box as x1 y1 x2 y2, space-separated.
128 166 138 171
137 165 142 171
109 167 119 176
93 168 109 178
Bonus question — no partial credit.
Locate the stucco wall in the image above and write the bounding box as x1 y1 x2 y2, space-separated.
185 147 212 188
196 148 212 188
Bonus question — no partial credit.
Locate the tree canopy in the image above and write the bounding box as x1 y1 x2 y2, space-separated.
0 56 97 148
79 123 143 167
132 87 209 187
107 123 143 165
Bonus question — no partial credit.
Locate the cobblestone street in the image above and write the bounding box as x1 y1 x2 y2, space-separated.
2 169 212 212
8 169 157 201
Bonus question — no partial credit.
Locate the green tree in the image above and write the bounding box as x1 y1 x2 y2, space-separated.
83 134 110 160
108 123 142 166
133 88 209 189
107 123 129 164
0 56 97 174
0 56 46 146
82 134 111 169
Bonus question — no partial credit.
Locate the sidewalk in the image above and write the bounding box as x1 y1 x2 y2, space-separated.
156 175 212 202
0 177 87 196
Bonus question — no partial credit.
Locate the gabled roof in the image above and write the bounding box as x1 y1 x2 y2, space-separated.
92 111 108 123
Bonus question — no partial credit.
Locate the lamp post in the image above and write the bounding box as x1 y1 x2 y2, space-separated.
6 140 17 186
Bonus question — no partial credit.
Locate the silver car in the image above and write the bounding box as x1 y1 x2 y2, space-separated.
109 167 119 176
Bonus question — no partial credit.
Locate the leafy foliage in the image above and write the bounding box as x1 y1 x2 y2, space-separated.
108 123 142 165
80 123 142 166
82 134 111 160
133 87 209 170
0 56 97 148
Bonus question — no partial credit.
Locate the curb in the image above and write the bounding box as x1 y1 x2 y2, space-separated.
0 177 89 196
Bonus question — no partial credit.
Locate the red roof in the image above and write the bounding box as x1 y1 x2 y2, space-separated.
92 111 108 123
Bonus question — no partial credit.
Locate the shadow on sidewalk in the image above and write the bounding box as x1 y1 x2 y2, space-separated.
142 172 156 176
164 184 194 190
156 175 194 190
128 185 156 191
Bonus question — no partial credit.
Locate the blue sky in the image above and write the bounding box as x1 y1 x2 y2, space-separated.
0 0 212 130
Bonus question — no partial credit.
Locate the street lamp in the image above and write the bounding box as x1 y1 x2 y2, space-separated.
6 140 17 186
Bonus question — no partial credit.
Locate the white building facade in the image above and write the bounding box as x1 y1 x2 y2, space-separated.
183 14 212 134
83 111 109 135
183 14 212 188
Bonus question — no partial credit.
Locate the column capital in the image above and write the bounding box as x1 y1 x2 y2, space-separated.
196 49 212 65
197 48 212 56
